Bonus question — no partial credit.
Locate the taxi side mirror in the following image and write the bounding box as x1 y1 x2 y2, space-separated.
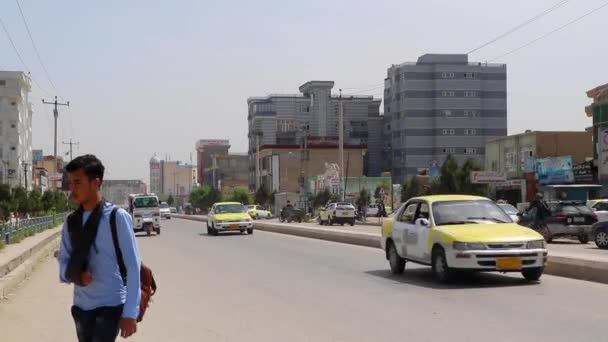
415 218 429 227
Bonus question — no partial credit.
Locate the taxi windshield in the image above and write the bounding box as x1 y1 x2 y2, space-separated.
433 200 512 226
216 204 246 214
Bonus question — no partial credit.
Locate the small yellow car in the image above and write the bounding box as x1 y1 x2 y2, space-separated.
207 202 253 236
246 205 272 220
381 195 548 283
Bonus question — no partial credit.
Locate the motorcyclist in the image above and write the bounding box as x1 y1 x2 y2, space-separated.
529 193 551 231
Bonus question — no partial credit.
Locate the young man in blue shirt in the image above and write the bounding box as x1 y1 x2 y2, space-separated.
58 155 141 341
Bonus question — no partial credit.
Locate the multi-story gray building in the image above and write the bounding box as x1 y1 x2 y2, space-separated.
384 54 507 182
247 80 382 190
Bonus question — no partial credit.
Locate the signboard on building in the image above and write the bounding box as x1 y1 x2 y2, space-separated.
196 139 230 150
573 161 595 184
495 179 523 189
471 171 507 184
32 150 43 163
535 156 574 185
599 128 608 181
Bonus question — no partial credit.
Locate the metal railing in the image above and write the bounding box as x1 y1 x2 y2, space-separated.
0 212 69 245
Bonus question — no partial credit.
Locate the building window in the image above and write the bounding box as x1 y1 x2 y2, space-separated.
441 91 455 97
441 72 455 79
442 129 455 135
465 148 477 155
465 91 477 97
0 80 5 87
465 129 477 135
442 147 456 154
464 110 480 118
11 102 16 107
464 72 477 79
443 110 452 117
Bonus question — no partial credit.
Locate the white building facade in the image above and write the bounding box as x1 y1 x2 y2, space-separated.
0 71 33 189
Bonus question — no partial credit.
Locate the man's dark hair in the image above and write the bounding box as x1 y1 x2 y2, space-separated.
65 154 105 182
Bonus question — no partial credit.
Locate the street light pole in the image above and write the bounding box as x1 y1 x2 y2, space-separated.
338 89 345 201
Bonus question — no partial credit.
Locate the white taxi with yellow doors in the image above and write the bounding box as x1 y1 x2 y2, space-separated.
381 195 548 283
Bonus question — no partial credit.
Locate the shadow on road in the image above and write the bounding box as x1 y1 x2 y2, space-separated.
198 232 251 238
135 233 160 238
365 268 538 290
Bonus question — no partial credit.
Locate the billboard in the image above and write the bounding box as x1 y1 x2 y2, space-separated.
471 171 507 184
535 156 574 185
599 127 608 181
32 150 43 163
196 139 230 150
573 161 595 184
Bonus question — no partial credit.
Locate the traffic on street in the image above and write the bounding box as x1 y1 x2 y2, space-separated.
1 218 607 342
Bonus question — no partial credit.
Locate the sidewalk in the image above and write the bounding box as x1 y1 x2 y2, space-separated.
0 226 62 298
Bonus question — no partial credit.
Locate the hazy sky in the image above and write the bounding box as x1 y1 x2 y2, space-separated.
1 0 606 181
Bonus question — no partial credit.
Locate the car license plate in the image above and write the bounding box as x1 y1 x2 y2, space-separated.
496 257 522 270
144 213 152 218
342 212 349 216
574 217 585 223
230 224 239 229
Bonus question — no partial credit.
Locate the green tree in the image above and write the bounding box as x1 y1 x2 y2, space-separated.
457 159 487 195
356 188 371 207
53 190 69 212
312 188 331 208
189 185 222 210
226 187 251 204
41 190 55 212
28 189 43 216
439 154 459 194
401 176 424 202
254 186 272 206
12 186 28 215
167 195 175 206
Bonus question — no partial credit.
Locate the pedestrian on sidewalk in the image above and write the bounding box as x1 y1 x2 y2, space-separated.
57 155 141 341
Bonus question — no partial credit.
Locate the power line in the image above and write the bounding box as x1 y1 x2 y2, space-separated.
490 1 608 62
14 0 59 94
467 0 569 54
0 15 51 96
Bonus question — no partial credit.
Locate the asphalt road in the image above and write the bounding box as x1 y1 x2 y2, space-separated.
0 218 606 341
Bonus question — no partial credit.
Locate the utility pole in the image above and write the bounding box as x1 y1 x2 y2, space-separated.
338 89 345 201
22 161 29 190
42 96 70 161
62 138 80 161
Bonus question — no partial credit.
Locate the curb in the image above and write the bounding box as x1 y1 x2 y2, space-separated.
174 215 608 284
0 228 62 299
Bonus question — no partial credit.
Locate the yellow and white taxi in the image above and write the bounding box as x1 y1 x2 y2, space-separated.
381 195 548 283
246 205 273 220
207 202 254 236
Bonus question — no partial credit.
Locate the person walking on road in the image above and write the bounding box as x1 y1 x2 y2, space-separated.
58 155 141 341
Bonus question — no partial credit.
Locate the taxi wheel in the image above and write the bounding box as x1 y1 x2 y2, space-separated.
247 228 254 235
211 223 219 236
522 267 544 282
432 247 455 283
387 242 405 275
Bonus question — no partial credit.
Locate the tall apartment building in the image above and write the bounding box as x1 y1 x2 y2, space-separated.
0 71 33 189
384 54 507 182
247 80 382 190
149 155 162 194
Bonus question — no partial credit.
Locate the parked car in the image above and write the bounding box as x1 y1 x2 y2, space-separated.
170 207 177 214
381 195 547 283
591 221 608 249
206 202 253 236
497 203 519 223
246 205 272 219
518 201 596 243
318 202 356 226
587 199 608 222
365 204 392 217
